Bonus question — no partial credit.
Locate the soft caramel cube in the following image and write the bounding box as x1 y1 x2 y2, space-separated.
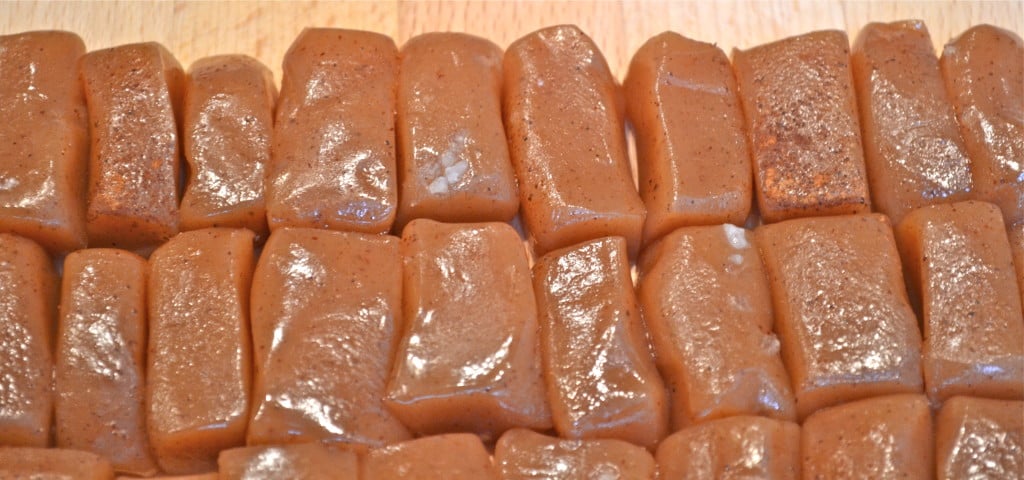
218 444 359 480
533 236 667 448
624 32 752 243
386 220 550 439
362 434 498 480
757 214 923 419
656 416 800 478
495 428 656 480
733 31 871 223
0 447 113 479
936 396 1024 479
896 201 1023 402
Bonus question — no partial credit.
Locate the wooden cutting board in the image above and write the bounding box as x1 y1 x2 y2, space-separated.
2 1 1021 85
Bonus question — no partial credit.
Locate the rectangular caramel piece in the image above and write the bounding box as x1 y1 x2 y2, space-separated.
395 33 518 228
936 396 1024 479
386 220 550 439
55 249 157 476
181 55 276 238
852 21 974 225
533 236 667 448
757 214 923 419
362 434 498 480
0 234 56 447
268 28 398 233
80 42 183 250
624 32 752 243
495 428 656 480
147 228 253 474
504 26 646 256
219 444 359 480
0 31 88 253
733 30 871 223
0 447 113 479
248 228 409 448
656 416 800 478
942 25 1024 224
637 224 795 428
802 394 933 479
896 201 1024 402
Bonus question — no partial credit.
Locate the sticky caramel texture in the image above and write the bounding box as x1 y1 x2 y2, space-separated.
0 31 88 253
0 233 57 447
362 434 498 480
625 32 752 243
495 428 656 480
395 33 518 228
55 249 157 476
181 55 276 238
504 25 646 256
1010 221 1024 305
936 396 1023 479
147 229 253 474
942 25 1024 224
248 228 410 448
218 444 359 480
896 201 1024 402
733 30 871 223
268 28 398 233
80 42 183 250
757 214 923 419
533 236 667 448
852 21 973 225
656 416 800 478
0 447 114 479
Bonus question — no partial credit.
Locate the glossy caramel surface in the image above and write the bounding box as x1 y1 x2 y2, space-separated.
0 233 57 447
395 33 518 228
637 224 795 429
852 20 973 225
935 396 1024 479
0 31 88 253
80 42 183 250
181 55 276 238
503 25 646 256
495 428 656 480
268 28 398 233
733 30 871 223
942 25 1024 224
896 201 1024 402
802 394 934 479
533 236 667 448
362 433 499 480
146 228 253 474
218 444 359 480
656 416 800 479
625 32 752 243
55 249 156 476
757 214 923 419
387 220 550 439
1010 221 1024 305
248 228 409 448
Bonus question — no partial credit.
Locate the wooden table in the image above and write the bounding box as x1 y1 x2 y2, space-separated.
2 1 1021 85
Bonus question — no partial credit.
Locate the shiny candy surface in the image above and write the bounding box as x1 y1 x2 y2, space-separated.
656 416 800 479
935 396 1024 479
218 444 359 480
362 433 499 480
495 427 656 480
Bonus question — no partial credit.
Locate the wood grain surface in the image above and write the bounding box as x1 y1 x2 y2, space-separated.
2 1 1021 84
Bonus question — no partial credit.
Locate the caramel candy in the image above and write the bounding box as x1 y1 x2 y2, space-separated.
852 21 973 225
362 434 498 480
219 444 359 480
147 229 253 474
504 25 645 256
0 447 113 479
624 32 752 243
1010 221 1024 305
0 234 57 447
268 28 398 233
936 396 1024 479
181 55 276 238
80 42 183 250
733 31 871 223
942 25 1024 223
248 228 410 448
802 394 933 479
896 201 1023 402
55 249 157 476
656 416 800 478
495 428 656 480
533 236 667 448
386 220 550 439
395 33 518 228
637 224 795 429
0 31 88 253
757 214 923 419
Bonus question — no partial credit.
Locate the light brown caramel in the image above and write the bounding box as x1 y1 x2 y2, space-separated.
218 444 359 480
362 434 498 480
656 416 800 478
0 447 113 479
936 396 1024 479
495 428 656 480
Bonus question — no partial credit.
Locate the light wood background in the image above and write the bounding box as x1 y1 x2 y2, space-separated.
2 1 1021 85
